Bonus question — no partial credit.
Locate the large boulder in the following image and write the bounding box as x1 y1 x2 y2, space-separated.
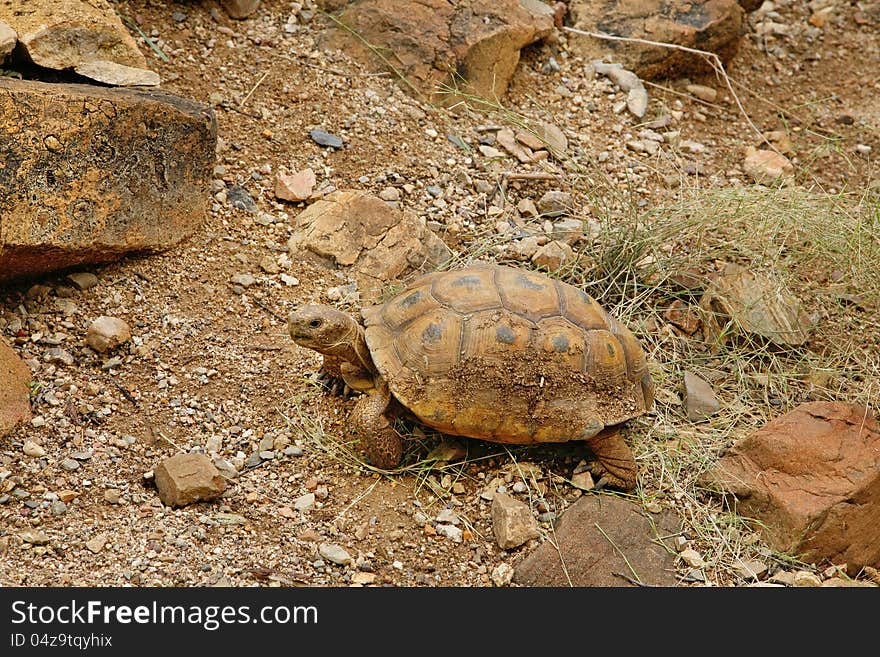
288 190 452 297
0 0 156 85
0 78 216 283
318 0 555 104
513 495 681 586
0 19 15 62
702 402 880 574
0 338 31 439
567 0 746 80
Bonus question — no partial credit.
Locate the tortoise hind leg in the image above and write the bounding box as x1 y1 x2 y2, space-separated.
348 382 403 469
582 427 637 490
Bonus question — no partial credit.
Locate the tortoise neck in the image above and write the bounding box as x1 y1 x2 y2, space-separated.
326 316 374 373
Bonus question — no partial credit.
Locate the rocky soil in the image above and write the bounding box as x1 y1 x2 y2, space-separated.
1 0 878 587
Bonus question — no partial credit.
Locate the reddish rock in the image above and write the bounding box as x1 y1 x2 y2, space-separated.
0 78 216 283
568 0 745 80
275 168 317 202
154 453 227 508
318 0 554 104
513 495 680 586
703 402 880 573
0 338 31 438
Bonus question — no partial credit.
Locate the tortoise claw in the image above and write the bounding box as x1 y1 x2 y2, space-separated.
312 370 356 399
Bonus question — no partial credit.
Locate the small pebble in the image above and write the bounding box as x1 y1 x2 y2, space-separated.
309 129 343 149
23 441 46 458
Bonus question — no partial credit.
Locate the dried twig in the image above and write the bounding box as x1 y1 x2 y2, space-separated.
562 26 783 157
111 380 139 408
595 521 643 585
612 571 657 587
240 70 270 108
253 298 288 322
120 15 169 62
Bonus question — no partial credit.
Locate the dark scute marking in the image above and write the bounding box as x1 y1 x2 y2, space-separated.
496 325 516 344
400 291 422 307
422 323 443 342
552 335 570 352
516 274 546 290
452 275 482 288
606 342 617 355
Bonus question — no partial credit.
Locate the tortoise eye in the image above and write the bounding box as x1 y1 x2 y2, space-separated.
309 319 322 329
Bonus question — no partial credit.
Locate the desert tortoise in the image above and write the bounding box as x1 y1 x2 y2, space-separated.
288 263 653 489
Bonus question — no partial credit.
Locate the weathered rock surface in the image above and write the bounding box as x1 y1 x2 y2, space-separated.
86 316 131 353
513 495 681 586
743 147 795 184
0 19 15 61
491 492 539 550
699 262 813 347
0 0 150 74
318 0 554 104
287 190 452 297
74 60 161 87
702 402 880 573
683 371 720 421
154 453 227 508
0 338 31 439
568 0 746 80
0 78 216 283
275 168 317 202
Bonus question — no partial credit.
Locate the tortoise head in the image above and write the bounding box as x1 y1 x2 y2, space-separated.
288 304 359 355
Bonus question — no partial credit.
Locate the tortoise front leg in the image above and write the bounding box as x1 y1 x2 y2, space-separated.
348 382 403 469
583 427 637 491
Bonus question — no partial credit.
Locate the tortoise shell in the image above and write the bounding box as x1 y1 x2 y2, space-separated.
361 264 653 444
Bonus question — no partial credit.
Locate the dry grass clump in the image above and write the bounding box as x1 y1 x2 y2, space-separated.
570 184 880 581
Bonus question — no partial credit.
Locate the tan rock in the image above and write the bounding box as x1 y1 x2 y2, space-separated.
74 60 160 87
699 262 812 347
491 492 539 550
220 0 262 19
0 0 148 71
531 240 574 271
532 121 567 154
0 338 31 439
664 300 701 335
686 83 718 103
0 19 15 61
154 453 227 508
495 128 533 163
86 316 131 353
0 78 216 283
682 371 720 421
702 402 880 573
743 147 795 184
275 168 317 202
288 190 451 298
